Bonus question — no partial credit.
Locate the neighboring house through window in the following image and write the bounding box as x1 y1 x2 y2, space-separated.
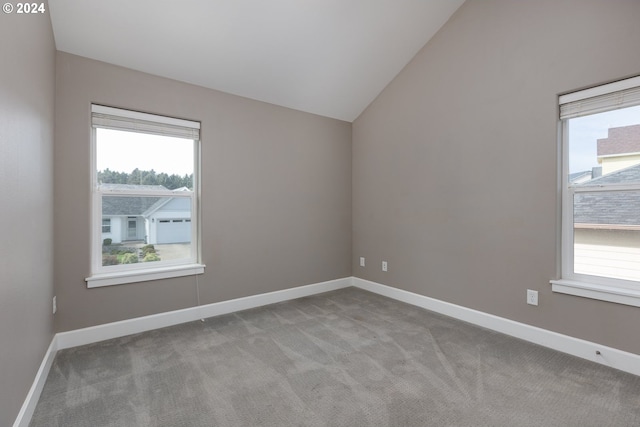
86 105 204 288
552 76 640 307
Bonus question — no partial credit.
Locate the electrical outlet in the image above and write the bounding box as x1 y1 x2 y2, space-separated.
360 257 365 267
382 261 388 272
53 296 57 314
527 289 538 306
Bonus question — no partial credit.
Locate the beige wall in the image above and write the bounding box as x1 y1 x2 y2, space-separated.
353 0 640 355
55 52 352 332
0 4 56 426
575 229 640 283
601 154 640 175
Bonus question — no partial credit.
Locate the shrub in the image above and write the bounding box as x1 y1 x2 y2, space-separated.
120 253 139 264
143 253 161 262
102 254 119 266
141 244 156 256
103 238 112 246
112 247 136 256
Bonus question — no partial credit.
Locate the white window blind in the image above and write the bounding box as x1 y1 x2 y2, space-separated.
559 76 640 120
91 104 200 140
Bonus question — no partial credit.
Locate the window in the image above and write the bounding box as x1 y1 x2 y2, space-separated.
86 105 204 288
552 76 640 306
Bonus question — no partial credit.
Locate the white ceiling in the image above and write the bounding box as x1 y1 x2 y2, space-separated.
49 0 464 122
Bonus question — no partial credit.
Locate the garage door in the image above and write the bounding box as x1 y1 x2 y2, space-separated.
157 219 191 244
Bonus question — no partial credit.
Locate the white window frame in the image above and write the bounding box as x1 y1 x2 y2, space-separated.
86 105 204 288
551 76 640 307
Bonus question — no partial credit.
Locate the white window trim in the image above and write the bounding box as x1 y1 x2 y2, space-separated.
553 77 640 307
550 279 640 308
87 264 205 288
86 105 204 287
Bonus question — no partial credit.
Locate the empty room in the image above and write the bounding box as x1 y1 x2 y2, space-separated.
2 0 640 426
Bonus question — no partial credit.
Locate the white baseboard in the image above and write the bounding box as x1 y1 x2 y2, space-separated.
57 277 352 350
352 277 640 377
13 336 58 427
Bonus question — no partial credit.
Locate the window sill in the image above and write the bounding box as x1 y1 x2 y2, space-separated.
550 279 640 308
86 264 205 288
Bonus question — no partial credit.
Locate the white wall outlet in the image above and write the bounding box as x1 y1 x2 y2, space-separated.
527 289 538 306
382 261 388 272
360 257 365 267
53 296 57 314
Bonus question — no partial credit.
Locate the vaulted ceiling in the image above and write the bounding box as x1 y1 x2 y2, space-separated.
49 0 464 121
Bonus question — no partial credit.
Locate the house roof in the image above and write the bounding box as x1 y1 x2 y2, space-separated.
574 191 639 226
99 183 169 192
597 124 640 157
569 171 592 184
580 163 640 185
574 164 640 226
101 184 169 216
103 196 165 216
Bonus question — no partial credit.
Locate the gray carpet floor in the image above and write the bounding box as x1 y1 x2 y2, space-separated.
30 287 640 426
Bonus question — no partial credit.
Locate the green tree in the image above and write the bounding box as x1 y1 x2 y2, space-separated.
141 169 158 186
97 169 193 190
